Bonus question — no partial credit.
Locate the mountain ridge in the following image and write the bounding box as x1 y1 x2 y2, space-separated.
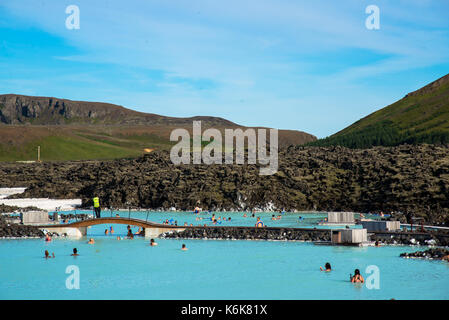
0 94 238 127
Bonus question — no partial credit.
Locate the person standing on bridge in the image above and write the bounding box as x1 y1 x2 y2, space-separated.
93 196 101 219
255 217 264 228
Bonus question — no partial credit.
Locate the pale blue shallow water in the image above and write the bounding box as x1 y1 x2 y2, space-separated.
52 210 371 229
1 211 447 300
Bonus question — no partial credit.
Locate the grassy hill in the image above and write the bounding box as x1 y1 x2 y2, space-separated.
310 73 449 148
0 126 174 161
0 94 317 161
0 125 318 162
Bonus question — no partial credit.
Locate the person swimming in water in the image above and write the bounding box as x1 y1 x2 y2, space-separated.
71 248 79 256
87 238 95 244
320 262 331 272
44 250 55 259
45 234 52 242
110 226 114 234
150 238 158 246
255 217 264 228
181 244 188 251
350 269 364 283
104 229 109 235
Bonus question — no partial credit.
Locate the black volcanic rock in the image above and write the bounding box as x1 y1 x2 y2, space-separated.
0 144 448 226
0 215 44 238
161 226 331 242
400 248 449 260
0 204 41 213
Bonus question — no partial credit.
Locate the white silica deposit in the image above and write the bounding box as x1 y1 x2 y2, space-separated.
0 187 81 211
0 187 27 199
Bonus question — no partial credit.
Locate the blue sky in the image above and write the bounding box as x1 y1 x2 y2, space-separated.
1 0 448 138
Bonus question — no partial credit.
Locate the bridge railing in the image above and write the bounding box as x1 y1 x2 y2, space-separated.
65 207 153 224
102 206 151 222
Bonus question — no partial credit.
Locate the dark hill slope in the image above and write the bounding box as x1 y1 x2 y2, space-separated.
0 94 236 127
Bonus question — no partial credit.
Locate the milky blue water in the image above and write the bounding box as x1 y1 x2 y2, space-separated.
52 209 370 229
1 211 448 300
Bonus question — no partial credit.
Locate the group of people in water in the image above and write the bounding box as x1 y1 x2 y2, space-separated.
101 225 143 240
185 210 275 228
44 248 79 259
44 244 362 284
163 214 236 227
104 226 114 235
319 262 365 283
44 237 188 258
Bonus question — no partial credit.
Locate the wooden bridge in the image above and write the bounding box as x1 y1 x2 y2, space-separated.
37 217 188 238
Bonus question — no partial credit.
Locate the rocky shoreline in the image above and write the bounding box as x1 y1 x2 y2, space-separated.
400 248 449 260
0 203 41 213
0 215 44 238
371 230 449 247
160 226 449 246
161 226 332 242
59 213 91 221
